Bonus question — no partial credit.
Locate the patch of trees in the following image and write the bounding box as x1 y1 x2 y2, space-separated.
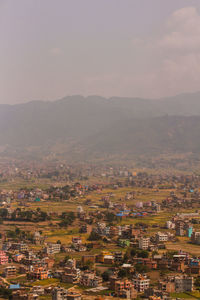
105 212 117 224
6 227 33 241
102 270 114 281
0 287 12 299
59 211 76 227
10 208 50 222
134 263 149 273
123 247 149 262
0 208 8 218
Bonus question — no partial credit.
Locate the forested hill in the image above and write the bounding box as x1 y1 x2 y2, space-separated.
1 93 200 160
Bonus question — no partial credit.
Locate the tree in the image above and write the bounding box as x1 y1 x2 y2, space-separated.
135 263 148 273
105 212 116 223
130 248 137 257
166 250 178 259
118 269 127 278
64 255 71 263
88 231 101 241
15 227 21 236
102 270 112 281
0 208 8 218
0 287 12 299
195 276 200 288
137 250 149 258
124 247 132 262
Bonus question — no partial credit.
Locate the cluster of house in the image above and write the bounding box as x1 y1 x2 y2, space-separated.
165 213 200 245
2 167 200 300
49 273 193 300
91 222 173 250
101 196 161 217
0 230 199 300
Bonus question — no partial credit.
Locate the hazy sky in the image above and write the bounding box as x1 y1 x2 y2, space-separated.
1 0 200 104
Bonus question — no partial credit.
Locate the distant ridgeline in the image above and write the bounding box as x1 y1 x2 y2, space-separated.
1 93 200 164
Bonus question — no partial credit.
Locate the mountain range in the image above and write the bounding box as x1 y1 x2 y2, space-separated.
1 92 200 162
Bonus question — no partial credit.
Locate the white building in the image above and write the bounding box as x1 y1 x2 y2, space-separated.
156 232 168 242
77 206 84 214
166 221 175 229
45 243 61 255
133 274 150 292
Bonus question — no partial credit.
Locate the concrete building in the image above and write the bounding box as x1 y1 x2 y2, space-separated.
114 279 137 299
4 265 16 277
191 232 200 245
166 221 175 229
11 243 28 252
138 237 150 250
133 274 150 292
0 251 8 265
12 290 35 300
155 232 168 242
45 243 61 255
30 267 48 280
175 276 193 292
52 287 68 300
80 271 102 287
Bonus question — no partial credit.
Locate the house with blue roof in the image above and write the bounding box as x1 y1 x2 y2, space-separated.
9 284 20 290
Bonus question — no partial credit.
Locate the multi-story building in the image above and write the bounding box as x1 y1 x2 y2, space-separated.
45 243 61 255
12 290 34 300
11 243 28 252
80 272 102 287
133 274 150 292
32 286 45 296
52 287 68 300
4 265 17 277
175 276 194 292
138 237 150 250
158 280 175 293
191 232 200 245
62 266 81 284
30 266 48 280
0 251 8 265
175 221 185 237
166 221 175 229
72 237 82 245
114 279 137 299
114 252 123 263
155 232 168 242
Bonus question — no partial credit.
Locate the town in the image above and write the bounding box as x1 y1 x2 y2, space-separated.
0 162 200 300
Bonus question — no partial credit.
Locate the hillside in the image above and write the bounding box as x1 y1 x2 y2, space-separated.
1 93 200 161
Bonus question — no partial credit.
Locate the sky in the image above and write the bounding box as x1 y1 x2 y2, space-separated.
1 0 200 104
